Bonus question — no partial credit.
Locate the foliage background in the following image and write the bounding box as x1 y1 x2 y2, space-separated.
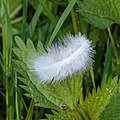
0 0 120 120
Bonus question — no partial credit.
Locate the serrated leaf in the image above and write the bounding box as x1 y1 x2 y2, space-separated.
27 68 65 108
15 69 27 77
15 36 26 50
19 85 29 92
23 93 33 98
13 36 83 110
38 84 65 107
26 38 36 52
53 75 83 109
13 48 23 60
37 40 46 53
19 76 58 109
46 109 83 120
99 93 120 120
32 74 83 109
82 76 118 120
13 60 26 69
82 14 112 29
78 0 120 28
18 77 29 85
13 47 27 62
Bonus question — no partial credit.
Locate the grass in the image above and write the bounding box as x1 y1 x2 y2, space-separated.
0 0 120 119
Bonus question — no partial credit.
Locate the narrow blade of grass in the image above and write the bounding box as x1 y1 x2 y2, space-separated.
41 1 56 27
14 70 20 120
101 43 112 87
48 0 78 45
68 0 78 34
25 99 34 120
1 0 13 120
26 0 46 38
22 0 28 41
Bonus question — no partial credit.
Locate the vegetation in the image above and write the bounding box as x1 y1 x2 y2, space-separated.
0 0 120 119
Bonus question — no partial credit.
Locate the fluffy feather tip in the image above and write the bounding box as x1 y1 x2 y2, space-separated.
28 32 95 82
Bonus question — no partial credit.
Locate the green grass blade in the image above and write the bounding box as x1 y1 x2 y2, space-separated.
22 0 28 41
25 99 34 120
108 27 119 64
101 43 112 87
1 0 13 119
10 3 22 19
48 0 78 45
26 1 45 38
41 1 56 27
1 0 12 67
90 66 96 90
14 71 20 120
68 0 78 34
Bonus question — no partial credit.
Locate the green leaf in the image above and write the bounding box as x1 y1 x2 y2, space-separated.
18 76 58 109
32 74 83 109
78 0 120 28
54 75 83 109
37 40 46 53
13 47 28 63
26 38 36 54
19 85 30 92
99 93 120 120
14 36 83 110
82 76 118 120
80 12 112 29
15 36 26 51
46 109 83 120
12 60 26 70
13 48 25 60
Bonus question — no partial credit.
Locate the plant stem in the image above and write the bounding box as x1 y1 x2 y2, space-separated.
25 99 34 120
68 0 78 34
15 71 19 120
90 66 96 90
108 27 119 64
6 76 8 120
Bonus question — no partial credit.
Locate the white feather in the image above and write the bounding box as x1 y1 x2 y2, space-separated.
28 32 95 82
